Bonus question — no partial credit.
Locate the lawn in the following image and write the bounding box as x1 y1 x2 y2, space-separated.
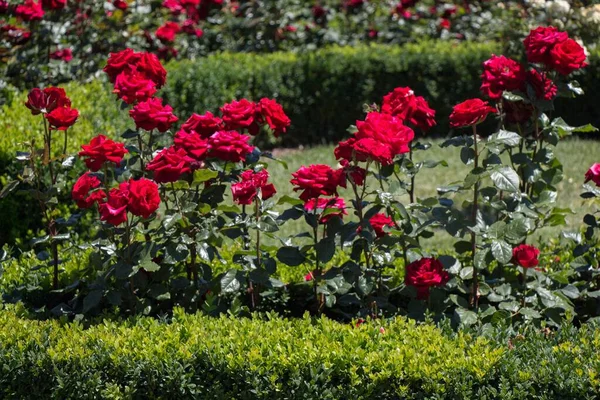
267 137 599 250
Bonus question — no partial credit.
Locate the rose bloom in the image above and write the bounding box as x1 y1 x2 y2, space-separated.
526 69 557 101
173 130 209 160
146 146 193 183
42 0 66 9
45 106 79 130
340 159 366 186
128 178 160 218
585 163 600 186
113 65 157 104
381 87 437 131
257 98 291 137
206 130 255 163
136 52 167 88
369 213 395 238
72 172 106 209
181 19 203 37
548 38 587 75
449 99 496 128
99 182 130 226
409 96 437 132
291 164 344 201
512 244 540 268
113 0 128 10
103 48 141 83
129 98 178 132
231 169 276 205
79 134 128 171
523 26 568 65
480 55 525 100
405 258 449 300
181 111 223 138
25 87 71 115
50 48 73 62
16 0 44 21
220 99 259 134
156 21 181 43
304 197 347 224
351 137 394 165
355 111 414 155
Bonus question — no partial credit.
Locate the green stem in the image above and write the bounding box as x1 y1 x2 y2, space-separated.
470 124 480 310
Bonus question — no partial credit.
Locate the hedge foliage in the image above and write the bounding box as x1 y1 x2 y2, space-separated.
1 305 600 399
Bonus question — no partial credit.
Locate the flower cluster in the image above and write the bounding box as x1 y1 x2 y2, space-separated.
25 87 79 130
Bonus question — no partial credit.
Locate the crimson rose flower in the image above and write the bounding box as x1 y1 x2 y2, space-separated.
409 96 437 132
405 258 449 299
449 99 496 128
351 137 394 165
304 197 347 224
42 0 66 9
113 65 157 104
291 164 344 201
369 213 395 238
585 163 600 186
512 244 540 268
526 70 557 101
98 182 130 226
16 0 44 21
135 52 167 88
129 98 178 132
257 98 291 137
523 26 568 65
146 146 193 183
45 106 79 130
480 55 525 100
103 48 141 83
79 135 128 171
173 130 208 160
181 111 223 138
50 48 72 62
355 111 414 156
128 178 160 218
156 21 181 42
548 39 587 75
72 172 106 209
231 169 276 205
113 0 128 10
25 87 71 115
340 159 366 186
207 130 255 162
382 87 437 131
220 99 259 134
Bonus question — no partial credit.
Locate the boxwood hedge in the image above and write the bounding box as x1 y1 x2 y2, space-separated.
1 305 599 399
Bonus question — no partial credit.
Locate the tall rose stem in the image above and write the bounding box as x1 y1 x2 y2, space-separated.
313 203 322 314
470 124 480 309
409 145 415 203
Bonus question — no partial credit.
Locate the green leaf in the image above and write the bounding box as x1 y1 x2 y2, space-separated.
0 180 19 199
491 240 512 264
217 204 242 213
82 290 103 313
487 130 521 147
454 308 477 327
459 267 473 280
315 238 336 264
277 246 306 266
491 166 520 193
192 169 219 184
220 269 241 294
277 195 303 206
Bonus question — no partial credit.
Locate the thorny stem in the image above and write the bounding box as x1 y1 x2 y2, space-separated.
521 267 528 308
409 145 415 203
137 133 145 175
312 203 322 314
470 124 480 310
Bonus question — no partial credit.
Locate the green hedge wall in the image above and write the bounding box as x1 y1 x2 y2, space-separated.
1 305 599 399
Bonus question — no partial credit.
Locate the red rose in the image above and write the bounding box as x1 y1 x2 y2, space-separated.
231 169 276 205
79 134 128 172
41 0 65 9
220 99 259 134
128 178 160 218
351 137 394 165
405 258 449 299
113 65 157 104
156 21 181 43
113 0 128 10
72 172 106 209
206 130 255 162
526 70 557 101
257 98 291 137
449 99 496 128
409 96 437 132
291 164 344 201
548 39 587 75
98 182 130 226
25 87 71 115
129 98 178 132
585 163 600 186
340 159 366 186
523 26 568 65
173 130 209 160
45 106 79 130
381 87 416 120
146 146 193 183
181 111 223 138
503 100 534 125
355 111 414 156
50 48 72 62
334 138 369 163
16 0 44 21
181 19 203 37
312 5 326 19
512 244 540 268
304 197 347 224
103 48 140 83
480 55 526 100
136 52 167 88
369 213 395 238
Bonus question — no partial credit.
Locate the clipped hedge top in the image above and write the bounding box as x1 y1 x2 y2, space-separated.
2 306 600 399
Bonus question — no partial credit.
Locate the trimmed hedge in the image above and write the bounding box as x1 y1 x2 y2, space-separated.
1 305 600 399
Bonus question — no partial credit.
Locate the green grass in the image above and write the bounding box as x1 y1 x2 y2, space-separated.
267 137 599 251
